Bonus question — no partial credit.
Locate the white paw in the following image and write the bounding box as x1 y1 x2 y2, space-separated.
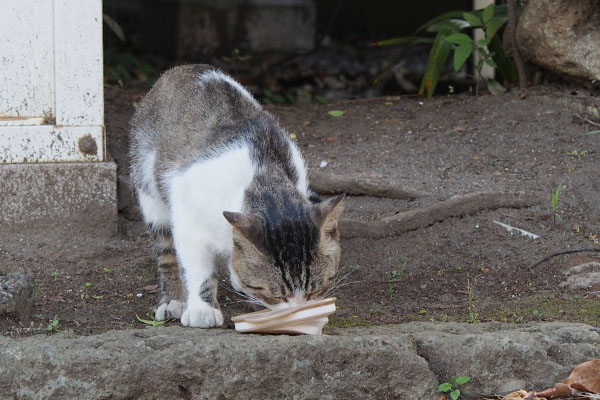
155 300 185 321
181 304 223 328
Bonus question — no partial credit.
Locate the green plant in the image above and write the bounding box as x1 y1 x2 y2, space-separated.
439 376 471 400
387 259 407 300
551 182 564 224
136 314 166 328
51 270 58 279
444 3 508 95
47 317 60 333
85 282 93 288
373 3 517 99
33 273 41 299
328 110 345 118
467 278 479 324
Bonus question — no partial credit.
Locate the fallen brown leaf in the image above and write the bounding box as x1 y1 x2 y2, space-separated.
142 285 159 293
454 126 466 132
563 359 600 393
49 295 65 303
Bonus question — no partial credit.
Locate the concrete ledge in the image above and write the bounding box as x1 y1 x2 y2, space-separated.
0 162 117 234
1 322 599 399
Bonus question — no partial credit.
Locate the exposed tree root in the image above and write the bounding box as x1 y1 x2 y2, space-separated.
309 171 423 200
530 248 600 269
340 191 542 239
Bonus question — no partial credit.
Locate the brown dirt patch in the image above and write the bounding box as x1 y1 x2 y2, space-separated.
2 85 599 337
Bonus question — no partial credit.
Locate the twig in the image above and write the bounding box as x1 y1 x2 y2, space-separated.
507 0 528 93
309 171 424 200
576 113 600 128
530 248 600 269
341 191 542 238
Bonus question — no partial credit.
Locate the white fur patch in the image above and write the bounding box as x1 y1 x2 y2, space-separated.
168 145 255 327
270 289 307 311
288 140 309 196
136 149 171 228
155 300 185 321
181 304 224 328
198 69 261 109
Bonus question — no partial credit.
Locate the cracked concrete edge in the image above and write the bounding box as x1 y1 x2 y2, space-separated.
1 322 599 399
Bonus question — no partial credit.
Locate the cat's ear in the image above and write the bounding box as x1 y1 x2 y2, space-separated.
311 194 345 236
223 211 263 244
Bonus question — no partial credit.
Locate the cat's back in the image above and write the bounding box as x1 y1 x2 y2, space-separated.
130 64 263 163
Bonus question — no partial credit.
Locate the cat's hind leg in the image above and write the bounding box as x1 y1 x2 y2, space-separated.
138 190 185 321
151 226 185 320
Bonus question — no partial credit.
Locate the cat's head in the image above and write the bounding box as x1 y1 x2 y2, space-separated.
223 194 344 309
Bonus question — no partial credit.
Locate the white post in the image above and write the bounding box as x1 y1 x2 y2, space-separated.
0 0 104 163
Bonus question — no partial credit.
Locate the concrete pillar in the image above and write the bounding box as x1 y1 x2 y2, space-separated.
0 0 117 234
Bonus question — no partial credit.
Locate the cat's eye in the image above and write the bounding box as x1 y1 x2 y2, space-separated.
325 227 338 238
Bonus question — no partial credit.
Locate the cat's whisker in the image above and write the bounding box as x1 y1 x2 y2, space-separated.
218 281 269 308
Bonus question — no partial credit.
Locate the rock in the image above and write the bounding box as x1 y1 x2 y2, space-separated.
0 273 34 322
516 0 600 82
561 261 600 289
564 261 600 276
495 379 528 394
1 322 599 399
560 272 600 289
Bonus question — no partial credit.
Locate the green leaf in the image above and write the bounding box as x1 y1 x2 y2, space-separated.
482 3 494 23
438 382 452 392
487 79 507 95
584 130 600 135
450 389 461 400
463 12 482 27
415 11 467 33
486 17 508 38
476 37 491 47
419 22 460 99
453 43 473 71
370 36 434 47
455 376 471 385
476 58 485 71
555 213 563 222
446 33 472 45
328 110 344 117
484 57 498 68
103 14 126 42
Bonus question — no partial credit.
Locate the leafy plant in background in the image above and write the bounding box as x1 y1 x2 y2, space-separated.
551 182 564 224
445 3 508 95
373 3 519 99
47 317 60 333
439 376 471 400
102 13 161 86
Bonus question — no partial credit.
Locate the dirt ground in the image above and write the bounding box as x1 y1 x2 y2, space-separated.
2 83 599 337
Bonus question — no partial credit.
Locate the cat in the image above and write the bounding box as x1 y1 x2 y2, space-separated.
129 65 344 328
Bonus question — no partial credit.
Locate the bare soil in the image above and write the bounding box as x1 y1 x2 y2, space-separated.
2 84 600 337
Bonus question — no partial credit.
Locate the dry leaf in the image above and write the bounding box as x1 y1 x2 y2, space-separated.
501 389 533 399
563 359 600 393
303 120 311 126
142 285 159 293
49 295 65 303
454 126 466 132
326 136 338 142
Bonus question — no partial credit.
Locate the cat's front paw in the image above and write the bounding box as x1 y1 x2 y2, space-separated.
181 304 223 328
155 299 185 321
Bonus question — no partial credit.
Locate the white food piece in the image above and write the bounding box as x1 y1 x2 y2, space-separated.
232 297 337 335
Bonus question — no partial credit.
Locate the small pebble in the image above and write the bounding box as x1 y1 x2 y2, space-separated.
319 160 328 168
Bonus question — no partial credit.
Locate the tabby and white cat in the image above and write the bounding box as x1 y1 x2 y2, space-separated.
130 65 344 328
